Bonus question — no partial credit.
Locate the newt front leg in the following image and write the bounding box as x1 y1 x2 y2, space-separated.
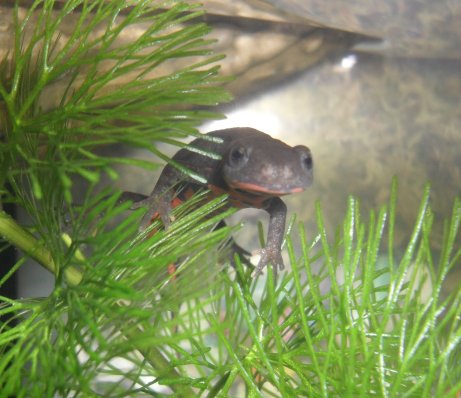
131 165 179 230
255 197 287 277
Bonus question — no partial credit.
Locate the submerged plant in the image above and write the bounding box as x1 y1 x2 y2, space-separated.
0 1 460 397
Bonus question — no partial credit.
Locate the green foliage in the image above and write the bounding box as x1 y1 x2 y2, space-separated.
0 1 460 397
0 0 231 207
2 180 461 397
197 184 461 398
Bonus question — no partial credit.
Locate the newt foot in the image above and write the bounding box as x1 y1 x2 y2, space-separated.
254 246 285 277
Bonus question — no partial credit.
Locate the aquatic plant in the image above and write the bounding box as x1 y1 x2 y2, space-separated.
0 1 460 397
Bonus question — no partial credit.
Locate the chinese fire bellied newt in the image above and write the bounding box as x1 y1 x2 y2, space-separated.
129 127 313 275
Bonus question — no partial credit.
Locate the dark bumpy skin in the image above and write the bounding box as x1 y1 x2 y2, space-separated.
132 127 313 275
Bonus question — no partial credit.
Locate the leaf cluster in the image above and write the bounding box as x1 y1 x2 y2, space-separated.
0 0 231 207
193 183 461 397
0 1 460 398
2 178 461 397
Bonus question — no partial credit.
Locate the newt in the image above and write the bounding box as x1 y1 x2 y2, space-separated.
128 127 313 275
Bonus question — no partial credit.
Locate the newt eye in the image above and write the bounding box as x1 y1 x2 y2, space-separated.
294 145 313 171
227 144 249 168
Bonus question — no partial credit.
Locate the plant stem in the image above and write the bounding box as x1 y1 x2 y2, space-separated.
0 210 82 285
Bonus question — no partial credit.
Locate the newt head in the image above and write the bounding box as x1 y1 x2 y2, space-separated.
219 129 313 196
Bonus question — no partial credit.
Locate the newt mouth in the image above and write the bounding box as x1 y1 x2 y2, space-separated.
229 181 304 196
